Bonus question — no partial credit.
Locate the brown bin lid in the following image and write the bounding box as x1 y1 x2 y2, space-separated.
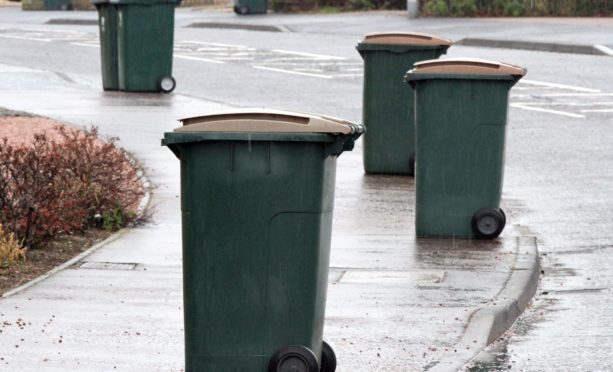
412 57 527 76
361 32 452 46
176 108 354 134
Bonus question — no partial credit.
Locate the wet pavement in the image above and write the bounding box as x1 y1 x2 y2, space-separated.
0 63 534 371
2 7 613 372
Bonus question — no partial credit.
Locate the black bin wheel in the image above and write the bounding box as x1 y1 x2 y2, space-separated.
158 76 176 93
499 208 507 226
471 207 505 239
234 4 249 14
320 341 337 372
269 345 319 372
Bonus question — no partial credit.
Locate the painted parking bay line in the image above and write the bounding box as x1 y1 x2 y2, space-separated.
252 65 332 79
519 79 601 93
271 49 345 60
175 55 225 64
580 109 613 113
510 103 586 118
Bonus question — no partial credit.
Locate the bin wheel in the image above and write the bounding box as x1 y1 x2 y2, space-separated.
408 153 416 177
268 345 319 372
320 341 337 372
234 5 250 14
499 208 507 226
158 76 176 93
471 208 505 239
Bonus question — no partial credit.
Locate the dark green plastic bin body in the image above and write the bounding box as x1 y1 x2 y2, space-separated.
357 44 448 175
94 2 119 91
163 131 356 372
117 0 176 92
44 0 71 9
233 0 267 14
408 74 519 238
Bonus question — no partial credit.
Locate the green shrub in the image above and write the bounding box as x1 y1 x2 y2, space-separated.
102 207 128 232
424 0 449 16
424 0 612 16
450 0 477 16
348 0 375 9
504 0 524 16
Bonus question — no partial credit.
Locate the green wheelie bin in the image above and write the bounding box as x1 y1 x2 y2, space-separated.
116 0 179 93
233 0 267 14
162 109 363 372
405 58 526 239
93 0 119 91
22 0 70 11
356 32 452 175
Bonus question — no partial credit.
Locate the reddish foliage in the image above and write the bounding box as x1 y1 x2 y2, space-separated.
0 126 144 249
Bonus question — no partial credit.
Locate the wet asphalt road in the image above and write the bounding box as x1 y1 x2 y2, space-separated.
1 7 613 370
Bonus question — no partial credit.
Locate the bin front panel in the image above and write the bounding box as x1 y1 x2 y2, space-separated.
44 0 70 9
414 79 512 238
361 47 446 174
178 139 335 371
117 3 175 92
96 4 120 91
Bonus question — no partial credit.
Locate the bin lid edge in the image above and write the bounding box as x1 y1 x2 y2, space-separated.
410 57 526 76
176 108 357 135
360 32 453 46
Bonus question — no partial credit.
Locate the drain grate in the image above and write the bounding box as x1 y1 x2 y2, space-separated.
79 262 137 270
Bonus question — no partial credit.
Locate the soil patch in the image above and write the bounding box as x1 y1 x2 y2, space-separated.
0 229 111 296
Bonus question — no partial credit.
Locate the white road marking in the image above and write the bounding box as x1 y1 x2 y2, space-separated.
332 73 363 78
252 65 332 79
272 49 345 60
0 34 52 42
539 93 613 97
71 42 99 48
580 109 613 113
594 44 613 56
181 41 249 48
519 79 601 93
518 101 613 106
175 55 225 64
510 103 586 118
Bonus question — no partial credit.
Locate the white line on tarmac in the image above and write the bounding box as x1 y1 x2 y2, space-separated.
180 41 249 48
332 73 363 78
580 109 613 113
0 35 52 42
516 101 613 106
71 42 99 48
540 93 613 97
272 49 345 60
252 66 332 79
594 44 613 56
519 79 601 93
510 103 586 118
175 55 225 64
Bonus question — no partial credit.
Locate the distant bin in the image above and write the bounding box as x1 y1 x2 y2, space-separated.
93 0 179 93
45 0 72 9
116 0 179 92
356 32 452 175
162 109 363 372
22 0 71 10
92 0 119 91
405 58 526 239
233 0 267 14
